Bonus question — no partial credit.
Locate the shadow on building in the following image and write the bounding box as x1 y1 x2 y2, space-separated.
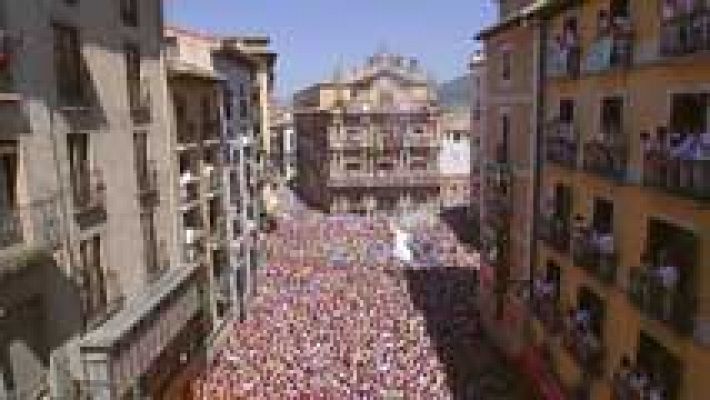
398 266 522 399
439 206 481 248
0 251 83 399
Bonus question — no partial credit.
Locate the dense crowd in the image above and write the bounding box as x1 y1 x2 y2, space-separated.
190 192 515 399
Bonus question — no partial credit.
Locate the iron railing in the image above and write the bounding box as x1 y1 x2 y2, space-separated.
572 229 618 284
545 122 578 168
660 8 710 57
582 138 628 181
643 146 710 200
628 267 696 335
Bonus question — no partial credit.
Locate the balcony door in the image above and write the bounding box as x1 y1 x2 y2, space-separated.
601 96 624 140
67 133 89 206
637 332 682 400
0 141 17 210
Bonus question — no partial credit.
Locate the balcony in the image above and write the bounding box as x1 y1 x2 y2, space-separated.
137 161 159 207
177 123 199 149
572 229 618 284
582 139 628 182
328 170 439 188
84 270 125 332
642 141 710 201
403 134 438 148
584 24 634 73
628 267 696 335
202 120 221 144
128 79 151 124
545 122 578 168
72 169 107 228
546 42 581 79
660 8 710 58
562 321 605 376
539 214 570 254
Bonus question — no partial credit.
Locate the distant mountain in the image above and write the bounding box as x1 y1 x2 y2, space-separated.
437 75 471 110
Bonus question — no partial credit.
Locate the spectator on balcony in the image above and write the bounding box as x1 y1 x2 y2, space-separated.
628 366 650 400
646 374 667 400
612 355 633 400
656 256 680 320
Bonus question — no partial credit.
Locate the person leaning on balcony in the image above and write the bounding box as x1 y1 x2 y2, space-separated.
656 259 680 321
612 355 633 400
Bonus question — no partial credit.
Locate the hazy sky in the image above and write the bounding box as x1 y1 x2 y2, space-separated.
166 0 497 100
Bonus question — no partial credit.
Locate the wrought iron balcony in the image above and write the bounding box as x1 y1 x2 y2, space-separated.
582 139 628 181
546 42 581 79
72 169 107 228
660 8 710 57
585 24 634 73
628 267 696 335
642 143 710 201
562 324 605 376
572 229 618 284
538 214 570 254
545 122 578 168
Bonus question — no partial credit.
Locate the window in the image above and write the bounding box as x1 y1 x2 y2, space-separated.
502 50 511 81
80 235 106 326
671 93 708 135
125 43 141 110
453 132 462 142
239 99 248 119
140 211 158 277
133 131 148 188
120 0 138 27
498 114 510 163
0 142 17 210
560 99 575 123
601 96 623 137
54 24 84 105
67 133 89 205
224 89 234 120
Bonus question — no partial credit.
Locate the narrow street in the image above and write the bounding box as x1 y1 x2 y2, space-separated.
191 189 523 399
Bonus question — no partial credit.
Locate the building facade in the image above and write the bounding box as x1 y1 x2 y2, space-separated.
533 1 710 398
0 1 210 399
164 27 276 338
476 0 540 362
469 50 486 219
270 105 297 186
439 108 471 209
294 52 442 216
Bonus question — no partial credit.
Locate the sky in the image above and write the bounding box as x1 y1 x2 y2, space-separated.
166 0 497 100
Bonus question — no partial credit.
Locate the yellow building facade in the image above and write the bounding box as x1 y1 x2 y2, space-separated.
534 1 710 399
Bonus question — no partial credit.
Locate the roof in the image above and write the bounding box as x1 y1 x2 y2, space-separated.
80 263 200 349
475 0 560 40
167 59 226 81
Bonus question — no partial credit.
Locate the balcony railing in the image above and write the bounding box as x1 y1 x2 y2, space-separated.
642 143 710 200
328 170 439 188
72 169 107 228
585 25 634 73
572 229 618 284
539 214 570 254
660 8 710 57
403 134 438 148
547 42 581 79
628 267 696 335
545 122 578 168
562 321 605 376
582 138 628 181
